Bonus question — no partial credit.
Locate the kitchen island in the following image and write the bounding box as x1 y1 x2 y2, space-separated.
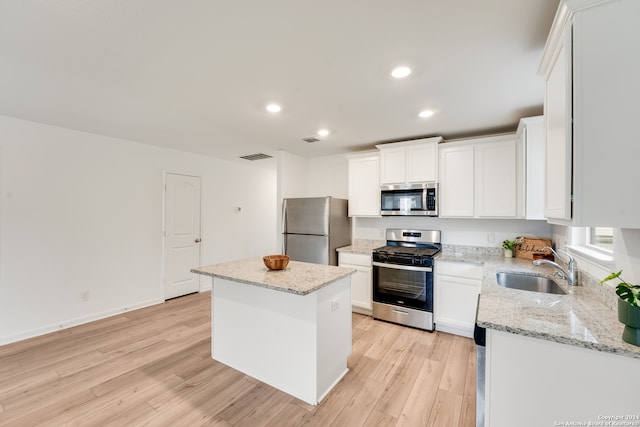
192 257 355 405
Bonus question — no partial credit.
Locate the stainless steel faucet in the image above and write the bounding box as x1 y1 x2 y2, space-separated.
532 246 578 286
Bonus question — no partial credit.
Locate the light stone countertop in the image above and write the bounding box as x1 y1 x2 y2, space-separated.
443 254 640 360
336 239 386 255
192 257 356 296
339 241 639 358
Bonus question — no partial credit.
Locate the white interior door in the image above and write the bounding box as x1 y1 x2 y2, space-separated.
164 173 201 300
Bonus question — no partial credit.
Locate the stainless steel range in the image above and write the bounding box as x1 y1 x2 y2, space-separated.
372 229 441 331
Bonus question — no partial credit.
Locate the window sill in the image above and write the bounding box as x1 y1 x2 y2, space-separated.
565 245 614 268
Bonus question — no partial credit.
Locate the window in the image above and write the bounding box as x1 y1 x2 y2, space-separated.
566 226 614 268
587 227 614 252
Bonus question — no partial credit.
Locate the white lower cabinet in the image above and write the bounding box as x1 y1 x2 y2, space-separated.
434 261 483 337
338 252 372 314
485 329 640 427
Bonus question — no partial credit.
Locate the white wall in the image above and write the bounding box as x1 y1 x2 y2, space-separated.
277 152 348 200
354 217 551 248
0 115 277 344
277 151 309 200
551 224 640 285
307 155 348 199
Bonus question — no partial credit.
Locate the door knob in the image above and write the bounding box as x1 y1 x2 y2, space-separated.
195 238 201 243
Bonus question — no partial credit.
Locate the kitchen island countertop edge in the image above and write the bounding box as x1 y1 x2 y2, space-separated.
192 257 356 296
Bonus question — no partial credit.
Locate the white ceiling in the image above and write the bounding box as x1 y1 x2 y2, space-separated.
0 0 559 162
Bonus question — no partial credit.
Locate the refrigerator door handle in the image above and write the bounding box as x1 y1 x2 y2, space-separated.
283 233 287 256
281 199 288 255
282 199 288 232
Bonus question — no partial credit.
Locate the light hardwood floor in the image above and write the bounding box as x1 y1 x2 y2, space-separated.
0 292 476 426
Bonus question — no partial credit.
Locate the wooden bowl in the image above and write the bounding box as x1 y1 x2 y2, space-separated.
263 255 290 270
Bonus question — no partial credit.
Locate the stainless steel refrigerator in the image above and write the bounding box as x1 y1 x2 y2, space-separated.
282 197 351 265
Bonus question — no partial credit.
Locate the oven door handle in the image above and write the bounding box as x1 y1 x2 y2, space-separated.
372 262 432 272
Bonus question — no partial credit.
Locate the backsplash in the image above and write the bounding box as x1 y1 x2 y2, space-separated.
352 239 386 249
579 269 619 312
442 244 503 257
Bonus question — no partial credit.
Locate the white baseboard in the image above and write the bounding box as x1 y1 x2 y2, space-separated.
0 298 163 346
435 322 474 338
351 306 372 316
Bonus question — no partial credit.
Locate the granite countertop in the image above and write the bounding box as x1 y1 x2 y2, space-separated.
192 257 356 296
337 239 385 255
443 254 640 359
341 241 639 359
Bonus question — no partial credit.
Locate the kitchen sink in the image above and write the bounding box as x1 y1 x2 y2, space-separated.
496 272 566 295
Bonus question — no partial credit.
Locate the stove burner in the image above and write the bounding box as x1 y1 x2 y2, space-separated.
374 245 440 257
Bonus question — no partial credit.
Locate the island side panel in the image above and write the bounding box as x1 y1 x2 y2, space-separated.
211 277 318 405
315 276 352 401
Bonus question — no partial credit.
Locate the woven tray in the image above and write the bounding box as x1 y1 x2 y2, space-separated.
514 237 553 260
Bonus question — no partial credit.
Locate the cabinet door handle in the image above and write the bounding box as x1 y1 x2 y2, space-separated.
195 238 201 243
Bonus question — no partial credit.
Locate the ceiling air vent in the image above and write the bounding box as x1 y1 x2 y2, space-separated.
240 153 273 161
302 136 320 143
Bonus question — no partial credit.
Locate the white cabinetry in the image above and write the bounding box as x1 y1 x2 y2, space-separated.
438 143 475 217
516 116 545 220
439 134 519 218
434 261 483 337
346 152 380 217
485 329 640 427
376 137 442 185
539 0 640 227
541 21 572 222
475 138 517 217
338 252 372 314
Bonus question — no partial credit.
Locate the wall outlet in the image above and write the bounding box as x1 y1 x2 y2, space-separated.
487 233 495 243
331 298 340 312
81 290 90 302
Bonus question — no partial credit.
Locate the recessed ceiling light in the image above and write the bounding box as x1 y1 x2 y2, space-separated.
391 66 412 79
266 104 281 113
317 129 330 137
419 110 435 118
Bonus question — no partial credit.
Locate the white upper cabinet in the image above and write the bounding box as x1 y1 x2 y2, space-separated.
406 143 438 183
541 25 572 222
376 137 442 185
439 143 475 217
516 116 545 220
346 152 380 217
539 0 640 227
377 146 405 184
475 138 517 217
439 134 519 218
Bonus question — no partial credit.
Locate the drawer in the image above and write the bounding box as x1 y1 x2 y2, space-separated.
338 252 372 267
436 260 483 279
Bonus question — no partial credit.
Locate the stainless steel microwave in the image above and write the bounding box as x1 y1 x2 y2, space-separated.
380 183 438 216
